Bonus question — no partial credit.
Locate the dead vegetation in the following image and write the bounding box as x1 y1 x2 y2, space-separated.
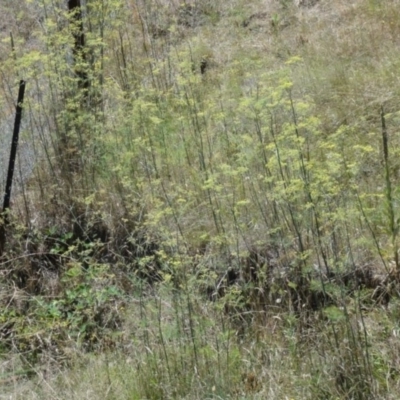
2 0 400 398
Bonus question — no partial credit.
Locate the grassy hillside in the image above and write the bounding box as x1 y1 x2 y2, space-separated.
1 0 400 398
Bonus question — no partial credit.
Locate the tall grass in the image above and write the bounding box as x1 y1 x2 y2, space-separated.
1 0 400 398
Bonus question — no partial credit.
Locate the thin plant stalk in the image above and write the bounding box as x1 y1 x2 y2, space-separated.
381 105 399 275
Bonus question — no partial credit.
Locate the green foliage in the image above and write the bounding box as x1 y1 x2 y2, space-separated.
3 0 400 398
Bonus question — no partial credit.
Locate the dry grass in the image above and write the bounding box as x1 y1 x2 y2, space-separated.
2 0 400 399
2 293 400 399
